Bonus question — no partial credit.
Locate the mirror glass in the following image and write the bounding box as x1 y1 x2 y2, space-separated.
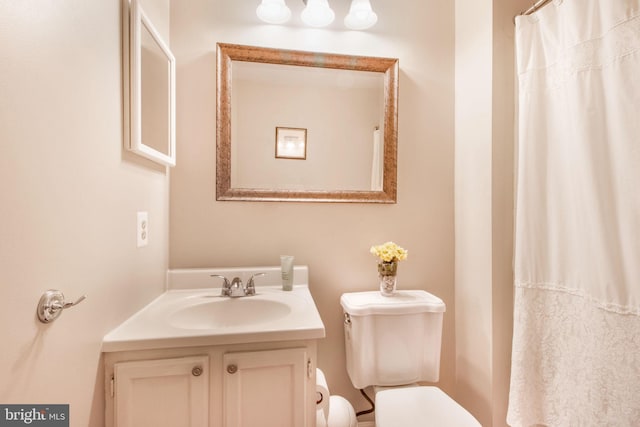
127 0 176 167
141 23 170 156
217 43 398 203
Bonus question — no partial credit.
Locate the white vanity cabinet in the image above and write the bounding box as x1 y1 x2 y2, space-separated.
103 267 325 427
104 341 317 427
223 347 310 427
113 355 209 427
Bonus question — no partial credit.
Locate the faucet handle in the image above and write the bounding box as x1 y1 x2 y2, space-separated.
245 273 265 296
210 274 232 296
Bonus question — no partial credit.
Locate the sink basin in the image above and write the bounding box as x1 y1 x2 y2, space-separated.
102 268 326 352
169 297 291 329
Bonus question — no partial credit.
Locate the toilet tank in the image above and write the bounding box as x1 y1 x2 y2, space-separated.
340 290 446 389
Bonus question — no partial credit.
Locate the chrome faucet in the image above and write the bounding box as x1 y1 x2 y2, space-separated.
229 277 244 297
210 273 265 297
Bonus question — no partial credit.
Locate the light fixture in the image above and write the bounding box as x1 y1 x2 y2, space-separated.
256 0 292 24
301 0 335 28
256 0 377 30
344 0 378 30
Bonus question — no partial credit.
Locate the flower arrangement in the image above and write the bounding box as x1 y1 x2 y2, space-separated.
370 241 408 263
370 241 407 296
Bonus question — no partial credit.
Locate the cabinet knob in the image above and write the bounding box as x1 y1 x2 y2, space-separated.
192 366 203 377
226 364 238 374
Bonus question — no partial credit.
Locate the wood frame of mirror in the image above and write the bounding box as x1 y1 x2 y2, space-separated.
125 0 176 167
216 43 399 203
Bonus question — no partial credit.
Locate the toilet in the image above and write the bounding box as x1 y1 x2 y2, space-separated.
340 290 481 427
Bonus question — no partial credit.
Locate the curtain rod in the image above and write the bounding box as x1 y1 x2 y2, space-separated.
519 0 553 16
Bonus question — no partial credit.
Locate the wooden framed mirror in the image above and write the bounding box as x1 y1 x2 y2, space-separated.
216 43 398 203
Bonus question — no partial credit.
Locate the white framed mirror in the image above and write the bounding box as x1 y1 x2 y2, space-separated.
125 0 176 167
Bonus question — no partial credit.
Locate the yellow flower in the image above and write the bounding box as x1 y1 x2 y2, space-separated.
370 241 408 262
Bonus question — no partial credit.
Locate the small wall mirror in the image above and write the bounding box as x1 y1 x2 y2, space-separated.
124 0 176 167
217 43 399 203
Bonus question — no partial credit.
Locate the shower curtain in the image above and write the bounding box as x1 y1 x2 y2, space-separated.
508 0 640 425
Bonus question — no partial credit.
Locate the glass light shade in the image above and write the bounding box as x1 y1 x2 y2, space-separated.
256 0 292 24
344 0 378 30
301 0 335 27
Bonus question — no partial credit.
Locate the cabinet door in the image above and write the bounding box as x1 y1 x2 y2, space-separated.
114 355 209 427
223 348 309 427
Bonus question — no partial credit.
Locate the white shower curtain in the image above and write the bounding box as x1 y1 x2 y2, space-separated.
508 1 640 425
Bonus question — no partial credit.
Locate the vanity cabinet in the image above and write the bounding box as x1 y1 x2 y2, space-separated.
105 341 317 427
223 348 309 427
113 356 209 427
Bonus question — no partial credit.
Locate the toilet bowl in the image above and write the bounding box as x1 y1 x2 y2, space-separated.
340 290 480 426
375 386 480 427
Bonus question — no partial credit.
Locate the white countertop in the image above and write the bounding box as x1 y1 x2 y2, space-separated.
102 266 325 352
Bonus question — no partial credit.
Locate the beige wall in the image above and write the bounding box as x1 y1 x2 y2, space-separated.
455 0 494 422
0 1 169 425
169 0 455 413
454 0 530 425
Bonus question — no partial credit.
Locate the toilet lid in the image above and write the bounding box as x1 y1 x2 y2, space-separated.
375 386 481 427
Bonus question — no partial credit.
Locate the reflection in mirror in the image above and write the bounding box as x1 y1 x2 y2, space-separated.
141 23 170 156
232 62 383 191
217 43 398 203
127 0 176 166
